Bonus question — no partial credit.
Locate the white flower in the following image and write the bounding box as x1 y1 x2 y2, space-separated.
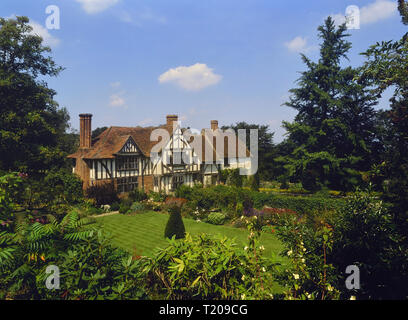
307 293 312 299
350 296 356 300
244 246 248 251
241 294 246 300
259 245 265 251
327 285 333 292
287 250 293 256
241 275 246 281
301 258 305 263
262 267 266 272
293 274 299 280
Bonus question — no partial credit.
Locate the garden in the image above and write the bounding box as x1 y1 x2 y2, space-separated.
1 12 408 301
3 169 405 300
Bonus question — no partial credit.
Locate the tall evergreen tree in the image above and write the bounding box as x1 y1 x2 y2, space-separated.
282 17 378 191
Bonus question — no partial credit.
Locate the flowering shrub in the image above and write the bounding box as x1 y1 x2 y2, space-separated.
277 219 340 300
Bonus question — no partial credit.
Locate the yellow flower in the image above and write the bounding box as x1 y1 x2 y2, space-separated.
293 274 299 280
287 250 293 256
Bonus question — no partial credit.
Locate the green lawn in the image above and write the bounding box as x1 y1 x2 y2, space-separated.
96 211 287 266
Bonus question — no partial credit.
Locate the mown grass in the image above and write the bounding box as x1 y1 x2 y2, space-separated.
96 211 287 265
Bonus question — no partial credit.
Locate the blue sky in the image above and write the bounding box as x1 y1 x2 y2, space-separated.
1 0 405 142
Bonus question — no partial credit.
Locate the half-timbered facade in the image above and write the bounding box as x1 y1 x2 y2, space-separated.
68 114 252 194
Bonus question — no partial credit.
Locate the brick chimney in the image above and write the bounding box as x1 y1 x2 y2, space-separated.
211 120 219 131
166 115 178 128
79 113 92 149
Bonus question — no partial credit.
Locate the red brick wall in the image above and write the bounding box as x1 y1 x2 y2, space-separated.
138 175 154 192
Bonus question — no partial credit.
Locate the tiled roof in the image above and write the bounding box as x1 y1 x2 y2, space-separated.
68 125 251 160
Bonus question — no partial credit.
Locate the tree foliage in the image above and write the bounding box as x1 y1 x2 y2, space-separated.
282 17 380 191
0 16 71 173
359 4 408 265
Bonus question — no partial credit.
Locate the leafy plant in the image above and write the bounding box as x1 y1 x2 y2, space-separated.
119 199 132 215
206 212 227 225
129 202 145 214
0 210 97 299
140 232 277 300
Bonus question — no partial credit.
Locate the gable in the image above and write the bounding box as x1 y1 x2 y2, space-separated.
118 136 140 154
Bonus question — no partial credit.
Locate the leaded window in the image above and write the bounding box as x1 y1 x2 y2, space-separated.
117 176 138 193
117 157 138 171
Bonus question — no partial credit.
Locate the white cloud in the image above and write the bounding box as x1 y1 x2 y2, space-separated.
109 92 126 108
159 63 222 91
110 81 121 88
360 0 397 24
76 0 119 14
284 36 310 53
331 0 397 26
29 21 60 47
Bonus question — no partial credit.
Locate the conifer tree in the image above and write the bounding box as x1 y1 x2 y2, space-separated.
283 17 378 191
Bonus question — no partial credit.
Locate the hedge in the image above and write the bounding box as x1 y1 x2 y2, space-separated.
176 184 346 216
250 193 346 215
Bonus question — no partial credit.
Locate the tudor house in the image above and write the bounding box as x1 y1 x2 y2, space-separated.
68 114 252 194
